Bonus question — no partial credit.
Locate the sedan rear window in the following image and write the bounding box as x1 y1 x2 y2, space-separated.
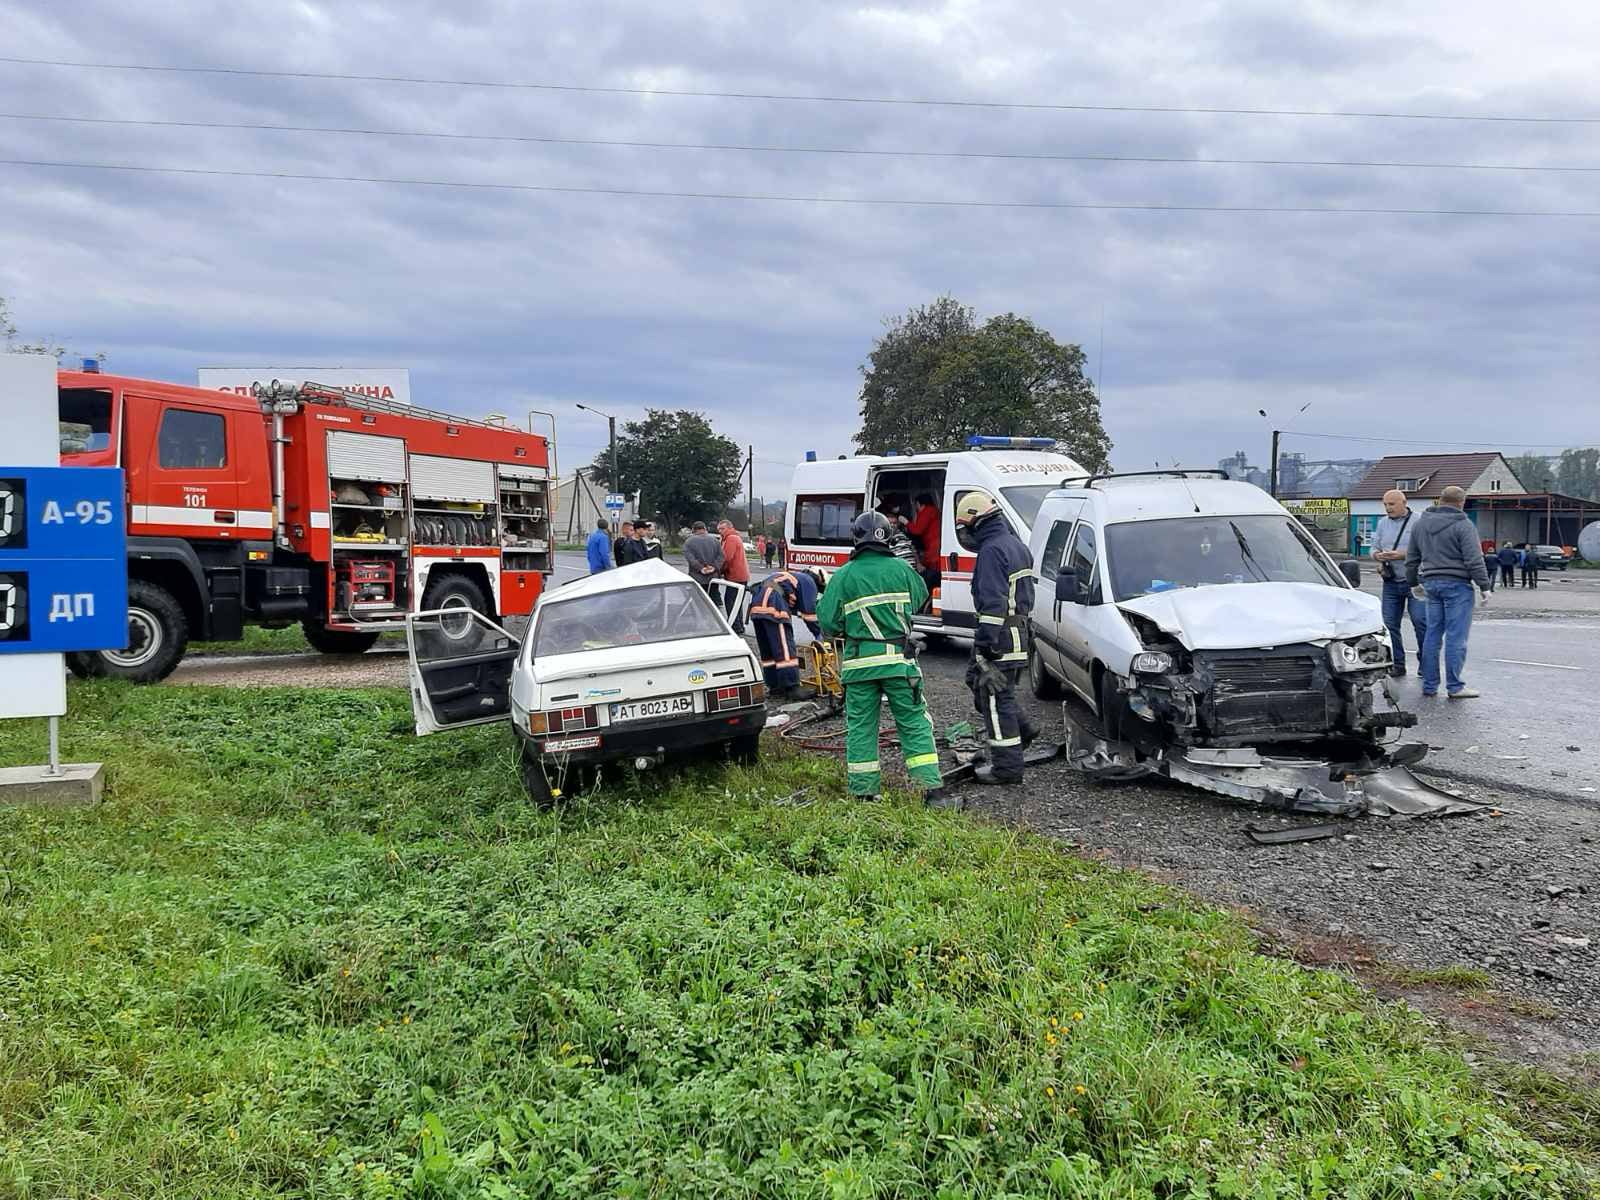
532 582 726 656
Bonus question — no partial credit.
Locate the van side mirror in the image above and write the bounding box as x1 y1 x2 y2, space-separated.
1054 569 1080 603
1338 559 1361 588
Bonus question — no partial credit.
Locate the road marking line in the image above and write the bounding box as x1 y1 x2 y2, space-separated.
1489 658 1582 671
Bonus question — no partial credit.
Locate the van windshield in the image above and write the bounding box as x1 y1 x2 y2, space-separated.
1105 514 1344 600
532 582 726 656
999 485 1056 530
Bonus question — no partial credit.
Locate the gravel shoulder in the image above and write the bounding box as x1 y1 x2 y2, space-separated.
911 642 1599 1074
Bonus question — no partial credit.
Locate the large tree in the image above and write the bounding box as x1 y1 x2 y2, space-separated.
588 409 742 538
1506 453 1554 493
854 298 1112 471
1556 447 1600 501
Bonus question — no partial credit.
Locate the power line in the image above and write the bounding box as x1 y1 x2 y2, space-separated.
5 158 1600 217
2 56 1596 125
1287 431 1600 449
3 112 1597 175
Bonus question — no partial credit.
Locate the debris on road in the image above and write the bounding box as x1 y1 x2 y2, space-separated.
1244 822 1344 845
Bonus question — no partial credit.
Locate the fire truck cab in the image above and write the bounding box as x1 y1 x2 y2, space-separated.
784 437 1088 637
57 369 555 680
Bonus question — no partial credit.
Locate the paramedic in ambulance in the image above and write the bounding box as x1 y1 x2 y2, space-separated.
906 491 942 592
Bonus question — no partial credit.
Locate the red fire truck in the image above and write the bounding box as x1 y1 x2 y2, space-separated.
56 368 555 681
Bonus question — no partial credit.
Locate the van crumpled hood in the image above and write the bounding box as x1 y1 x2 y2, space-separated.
1116 582 1382 651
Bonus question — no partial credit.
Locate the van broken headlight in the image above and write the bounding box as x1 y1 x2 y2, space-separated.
1131 651 1175 674
1328 635 1390 673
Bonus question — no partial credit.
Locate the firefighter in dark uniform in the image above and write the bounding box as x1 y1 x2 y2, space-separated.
954 490 1040 783
748 568 821 700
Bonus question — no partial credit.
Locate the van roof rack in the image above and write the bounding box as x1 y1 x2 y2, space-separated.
1060 469 1231 488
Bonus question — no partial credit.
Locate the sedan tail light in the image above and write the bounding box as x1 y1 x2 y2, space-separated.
708 683 763 711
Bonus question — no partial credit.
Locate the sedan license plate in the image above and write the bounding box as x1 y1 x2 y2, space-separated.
610 693 694 723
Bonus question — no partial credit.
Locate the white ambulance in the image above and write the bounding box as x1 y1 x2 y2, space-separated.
783 436 1088 637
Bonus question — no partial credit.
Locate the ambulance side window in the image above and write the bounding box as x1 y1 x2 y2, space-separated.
794 493 862 545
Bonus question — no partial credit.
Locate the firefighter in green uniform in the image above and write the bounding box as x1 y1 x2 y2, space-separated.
817 512 953 809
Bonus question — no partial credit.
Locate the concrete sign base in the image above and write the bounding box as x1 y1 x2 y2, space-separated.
0 761 105 807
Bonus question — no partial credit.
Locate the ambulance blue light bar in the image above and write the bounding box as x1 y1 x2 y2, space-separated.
967 435 1057 450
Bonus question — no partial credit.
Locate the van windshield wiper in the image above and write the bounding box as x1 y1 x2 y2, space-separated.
1230 521 1270 582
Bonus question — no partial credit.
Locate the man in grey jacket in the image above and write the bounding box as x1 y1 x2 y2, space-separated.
682 521 724 590
1404 485 1490 699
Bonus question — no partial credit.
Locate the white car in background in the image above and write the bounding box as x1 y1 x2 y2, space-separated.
407 559 766 803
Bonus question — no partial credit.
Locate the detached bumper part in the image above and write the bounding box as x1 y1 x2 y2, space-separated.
1168 745 1482 819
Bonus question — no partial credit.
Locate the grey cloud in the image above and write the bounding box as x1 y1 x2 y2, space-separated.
2 0 1598 495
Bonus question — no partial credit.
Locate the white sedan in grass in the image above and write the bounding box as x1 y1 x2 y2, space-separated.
407 559 766 803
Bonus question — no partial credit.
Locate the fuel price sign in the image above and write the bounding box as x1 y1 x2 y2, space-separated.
0 466 128 654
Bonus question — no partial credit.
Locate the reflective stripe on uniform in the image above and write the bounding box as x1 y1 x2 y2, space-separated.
858 605 884 639
990 735 1022 747
841 652 918 673
847 760 881 773
905 752 940 769
844 592 912 613
998 652 1029 663
988 695 1005 738
977 614 1006 624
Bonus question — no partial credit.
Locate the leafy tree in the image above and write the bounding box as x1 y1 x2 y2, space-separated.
1506 453 1553 493
855 299 1112 471
854 296 977 456
1556 447 1600 501
588 409 742 540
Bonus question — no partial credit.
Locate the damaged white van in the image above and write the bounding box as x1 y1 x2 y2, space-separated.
1026 472 1450 815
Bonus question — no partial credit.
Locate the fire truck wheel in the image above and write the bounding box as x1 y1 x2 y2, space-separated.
300 622 382 655
68 580 189 683
1029 646 1063 700
421 571 489 650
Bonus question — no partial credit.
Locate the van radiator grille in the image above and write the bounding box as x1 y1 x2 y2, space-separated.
1211 657 1317 692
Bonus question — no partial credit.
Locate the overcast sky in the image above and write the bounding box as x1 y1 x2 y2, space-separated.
3 0 1598 496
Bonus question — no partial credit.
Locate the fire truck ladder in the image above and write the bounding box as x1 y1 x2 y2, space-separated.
250 379 522 432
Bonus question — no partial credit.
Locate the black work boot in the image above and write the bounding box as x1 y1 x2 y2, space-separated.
923 786 962 811
973 763 1022 786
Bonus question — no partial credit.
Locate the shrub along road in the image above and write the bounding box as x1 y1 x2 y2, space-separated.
0 683 1596 1197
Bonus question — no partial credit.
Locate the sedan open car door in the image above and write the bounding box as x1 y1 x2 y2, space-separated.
405 608 520 735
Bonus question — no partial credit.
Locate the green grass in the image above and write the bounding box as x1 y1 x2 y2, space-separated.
1380 966 1496 992
1 685 1595 1199
190 625 404 656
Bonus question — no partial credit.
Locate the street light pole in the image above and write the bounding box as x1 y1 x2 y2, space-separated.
1258 403 1310 499
575 403 620 532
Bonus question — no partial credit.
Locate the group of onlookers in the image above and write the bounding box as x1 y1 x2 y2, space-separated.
1488 541 1541 591
584 518 665 573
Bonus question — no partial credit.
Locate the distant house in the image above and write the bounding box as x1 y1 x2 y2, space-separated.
1346 452 1526 555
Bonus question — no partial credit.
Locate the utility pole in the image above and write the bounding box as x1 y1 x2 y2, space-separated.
747 445 755 535
1269 429 1281 498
